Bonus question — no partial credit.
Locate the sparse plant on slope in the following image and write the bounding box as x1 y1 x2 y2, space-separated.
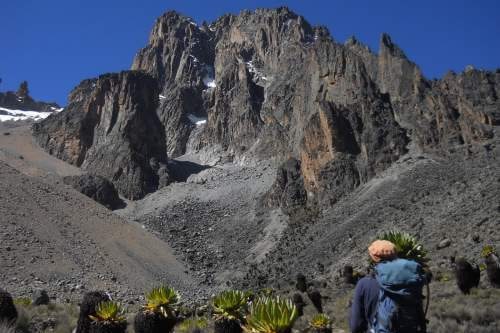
177 317 209 333
309 313 332 333
134 286 180 333
378 231 429 265
481 245 500 288
76 291 110 333
212 290 247 333
481 245 497 258
243 297 298 333
88 301 127 333
0 321 16 333
0 289 17 326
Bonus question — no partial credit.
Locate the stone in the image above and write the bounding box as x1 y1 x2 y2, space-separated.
437 238 452 249
63 174 124 210
32 289 50 306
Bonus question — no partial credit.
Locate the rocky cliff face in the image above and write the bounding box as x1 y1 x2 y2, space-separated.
33 71 170 199
34 7 499 205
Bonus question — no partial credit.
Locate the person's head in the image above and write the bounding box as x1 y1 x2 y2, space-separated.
368 240 397 263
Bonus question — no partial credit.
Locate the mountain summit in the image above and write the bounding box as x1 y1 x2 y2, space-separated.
33 7 499 204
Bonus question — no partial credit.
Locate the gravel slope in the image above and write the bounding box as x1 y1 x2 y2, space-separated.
0 126 198 303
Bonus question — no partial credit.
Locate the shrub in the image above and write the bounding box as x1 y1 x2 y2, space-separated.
309 313 331 329
13 298 31 307
243 297 298 333
76 291 110 333
134 286 180 333
378 230 428 265
145 286 179 317
0 289 17 325
177 317 209 333
89 301 126 323
212 290 247 321
481 245 497 258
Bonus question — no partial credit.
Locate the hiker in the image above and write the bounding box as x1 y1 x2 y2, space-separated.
349 240 427 333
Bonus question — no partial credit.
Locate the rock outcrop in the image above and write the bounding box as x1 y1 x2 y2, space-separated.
0 81 60 112
63 174 124 210
33 71 170 199
34 7 499 205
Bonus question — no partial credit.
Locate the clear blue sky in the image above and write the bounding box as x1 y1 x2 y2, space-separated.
1 0 499 106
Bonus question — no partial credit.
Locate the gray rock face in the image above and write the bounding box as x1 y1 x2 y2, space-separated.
0 83 60 112
34 7 499 206
63 174 124 210
348 33 500 150
33 71 170 199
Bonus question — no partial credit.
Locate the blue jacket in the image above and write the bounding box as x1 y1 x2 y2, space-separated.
349 276 380 333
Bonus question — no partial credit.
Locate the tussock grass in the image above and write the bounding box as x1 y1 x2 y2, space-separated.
428 284 500 333
0 322 16 333
14 302 79 333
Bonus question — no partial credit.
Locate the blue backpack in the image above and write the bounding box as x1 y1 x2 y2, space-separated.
372 258 427 333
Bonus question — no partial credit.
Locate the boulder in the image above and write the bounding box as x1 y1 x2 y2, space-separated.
63 174 124 210
33 71 170 199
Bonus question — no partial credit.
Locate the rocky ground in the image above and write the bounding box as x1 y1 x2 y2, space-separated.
0 125 199 305
1 122 499 331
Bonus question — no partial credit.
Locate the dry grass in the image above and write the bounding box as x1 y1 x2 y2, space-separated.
14 302 79 333
0 322 16 333
428 282 500 333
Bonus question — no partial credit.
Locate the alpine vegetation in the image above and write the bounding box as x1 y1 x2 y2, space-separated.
134 286 179 333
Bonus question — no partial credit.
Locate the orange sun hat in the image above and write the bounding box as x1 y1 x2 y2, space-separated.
368 240 397 263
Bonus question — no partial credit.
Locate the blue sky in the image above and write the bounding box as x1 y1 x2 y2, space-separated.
1 0 499 105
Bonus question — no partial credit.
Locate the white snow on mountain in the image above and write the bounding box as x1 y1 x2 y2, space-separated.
0 107 53 122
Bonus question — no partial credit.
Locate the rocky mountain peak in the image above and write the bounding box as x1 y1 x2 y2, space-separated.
33 70 170 199
379 32 407 59
34 7 499 205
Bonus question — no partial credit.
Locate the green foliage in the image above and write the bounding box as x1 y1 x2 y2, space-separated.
145 286 180 317
378 230 428 265
13 298 32 307
258 288 275 297
177 317 208 333
435 272 451 282
89 301 126 323
212 290 247 321
309 313 331 329
243 297 298 333
481 245 497 258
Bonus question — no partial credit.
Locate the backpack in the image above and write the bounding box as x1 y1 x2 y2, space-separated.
372 258 427 333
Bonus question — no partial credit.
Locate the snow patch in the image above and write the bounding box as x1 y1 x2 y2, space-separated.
50 106 64 112
159 94 166 100
187 114 207 126
0 107 52 122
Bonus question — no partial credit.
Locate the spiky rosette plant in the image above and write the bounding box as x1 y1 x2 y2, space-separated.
481 245 500 288
481 245 497 258
134 286 180 333
378 231 429 265
76 291 110 333
309 313 332 333
88 301 127 333
243 297 298 333
212 290 247 333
